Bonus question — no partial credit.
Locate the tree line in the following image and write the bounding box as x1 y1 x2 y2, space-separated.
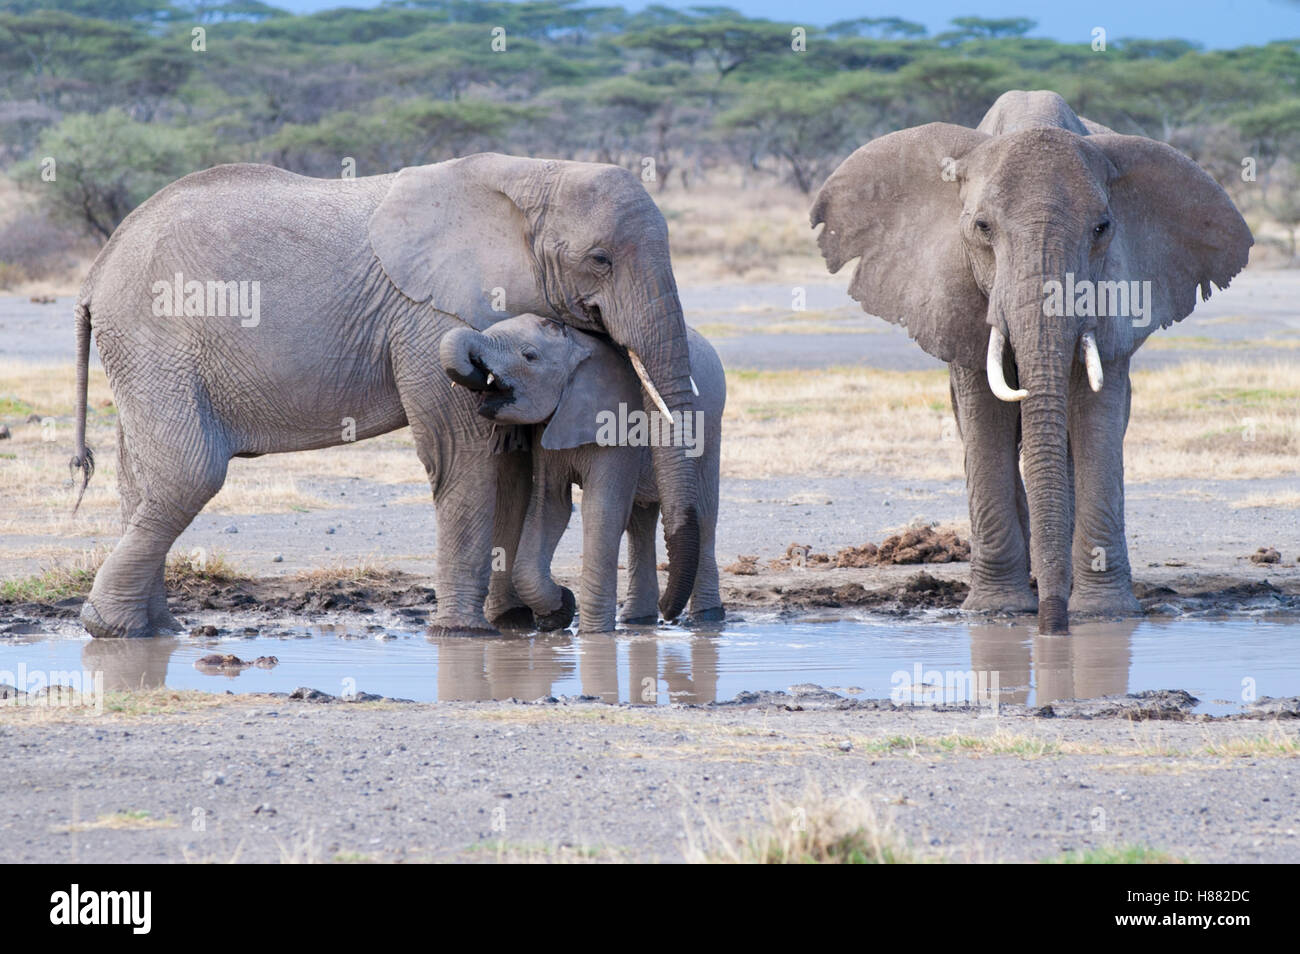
1 0 1298 258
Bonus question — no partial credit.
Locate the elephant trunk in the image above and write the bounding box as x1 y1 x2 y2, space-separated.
996 263 1074 634
439 327 497 390
608 269 700 621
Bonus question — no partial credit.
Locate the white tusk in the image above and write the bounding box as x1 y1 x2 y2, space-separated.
1081 332 1103 393
486 372 495 387
628 349 673 418
986 327 1027 402
690 376 699 397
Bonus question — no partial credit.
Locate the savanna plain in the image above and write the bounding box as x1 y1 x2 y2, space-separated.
2 175 1298 865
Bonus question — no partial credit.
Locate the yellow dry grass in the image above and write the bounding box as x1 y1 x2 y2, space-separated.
658 177 824 284
720 359 1300 482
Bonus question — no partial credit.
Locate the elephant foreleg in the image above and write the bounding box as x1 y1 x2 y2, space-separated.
621 501 660 624
512 453 575 630
950 364 1037 614
1067 355 1141 616
577 454 636 634
485 445 533 628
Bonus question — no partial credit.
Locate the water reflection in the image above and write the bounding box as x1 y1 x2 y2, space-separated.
969 621 1135 706
31 614 1293 710
82 637 180 691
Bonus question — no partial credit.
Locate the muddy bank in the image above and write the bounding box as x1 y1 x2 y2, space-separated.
4 565 1299 637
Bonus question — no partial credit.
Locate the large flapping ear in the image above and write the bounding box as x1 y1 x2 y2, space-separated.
367 153 554 329
541 332 642 451
1087 134 1253 358
811 123 992 368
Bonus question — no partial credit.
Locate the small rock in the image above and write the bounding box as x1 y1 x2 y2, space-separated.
1250 547 1281 564
223 524 239 534
837 740 853 752
0 425 9 440
189 624 219 638
272 554 283 562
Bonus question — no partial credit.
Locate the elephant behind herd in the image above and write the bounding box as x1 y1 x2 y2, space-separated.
69 89 1251 638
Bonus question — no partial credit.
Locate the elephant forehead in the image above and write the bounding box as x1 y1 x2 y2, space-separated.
972 130 1110 195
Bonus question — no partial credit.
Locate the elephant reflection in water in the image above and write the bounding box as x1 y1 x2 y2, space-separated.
968 620 1135 706
83 637 179 691
430 632 575 702
577 635 719 705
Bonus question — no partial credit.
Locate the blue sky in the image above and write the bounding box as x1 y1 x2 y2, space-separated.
272 0 1300 49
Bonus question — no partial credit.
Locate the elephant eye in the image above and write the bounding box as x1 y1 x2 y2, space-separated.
589 250 612 268
1094 220 1110 238
523 348 540 363
974 218 990 234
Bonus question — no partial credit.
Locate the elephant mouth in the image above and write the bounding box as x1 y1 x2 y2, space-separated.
455 353 515 419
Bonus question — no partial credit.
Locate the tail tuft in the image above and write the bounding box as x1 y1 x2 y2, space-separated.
69 446 95 515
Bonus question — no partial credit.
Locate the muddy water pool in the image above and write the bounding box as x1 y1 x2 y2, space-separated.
2 613 1297 714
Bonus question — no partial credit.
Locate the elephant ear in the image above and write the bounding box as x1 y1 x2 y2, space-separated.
541 334 643 451
1088 134 1253 358
811 123 991 368
368 153 553 329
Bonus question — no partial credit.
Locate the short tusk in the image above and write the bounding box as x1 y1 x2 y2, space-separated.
986 327 1027 402
486 372 495 387
1081 332 1103 392
690 376 699 397
628 349 673 418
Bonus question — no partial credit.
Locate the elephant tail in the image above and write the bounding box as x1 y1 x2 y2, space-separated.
69 299 95 515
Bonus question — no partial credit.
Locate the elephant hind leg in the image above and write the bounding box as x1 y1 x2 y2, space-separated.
114 420 181 633
620 502 660 624
83 415 228 638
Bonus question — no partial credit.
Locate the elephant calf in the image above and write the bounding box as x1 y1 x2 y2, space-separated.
441 314 725 633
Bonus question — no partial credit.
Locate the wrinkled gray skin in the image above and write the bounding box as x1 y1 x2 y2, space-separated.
812 90 1253 633
441 314 725 633
70 154 702 638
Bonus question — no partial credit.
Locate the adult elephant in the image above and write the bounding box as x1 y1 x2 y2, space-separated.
811 90 1252 633
70 154 700 638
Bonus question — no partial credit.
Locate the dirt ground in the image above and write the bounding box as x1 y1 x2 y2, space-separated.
1 691 1297 864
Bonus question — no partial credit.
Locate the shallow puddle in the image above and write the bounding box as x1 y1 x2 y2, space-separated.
2 613 1297 714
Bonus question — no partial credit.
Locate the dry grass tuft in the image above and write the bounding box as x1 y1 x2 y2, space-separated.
684 784 921 864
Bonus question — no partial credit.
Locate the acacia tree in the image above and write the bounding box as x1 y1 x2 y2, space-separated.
15 108 220 240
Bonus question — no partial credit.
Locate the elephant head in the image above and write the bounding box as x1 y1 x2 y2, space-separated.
369 154 700 621
440 313 643 447
812 121 1252 633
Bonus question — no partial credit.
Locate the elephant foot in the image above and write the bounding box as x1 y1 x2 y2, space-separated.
1069 585 1142 619
961 584 1037 616
689 605 726 624
488 604 536 631
81 597 154 639
427 609 499 638
149 598 183 634
618 612 659 626
534 587 576 632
